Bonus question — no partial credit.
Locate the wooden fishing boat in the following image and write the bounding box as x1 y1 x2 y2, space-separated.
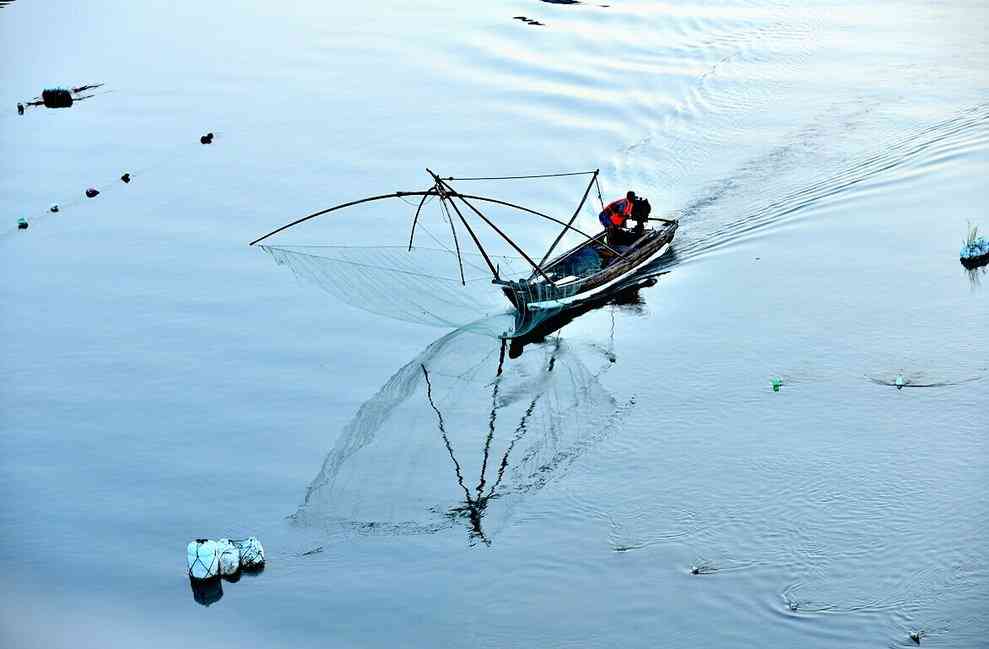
250 168 678 337
497 221 677 311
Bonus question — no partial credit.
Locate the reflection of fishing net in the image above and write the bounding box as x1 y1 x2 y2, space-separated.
262 244 567 337
292 324 631 542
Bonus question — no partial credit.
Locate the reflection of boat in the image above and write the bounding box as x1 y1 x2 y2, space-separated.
291 292 647 544
251 169 676 338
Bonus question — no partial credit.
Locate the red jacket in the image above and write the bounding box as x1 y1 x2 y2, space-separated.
599 198 634 227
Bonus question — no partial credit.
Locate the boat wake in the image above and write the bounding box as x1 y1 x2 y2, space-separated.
653 103 989 269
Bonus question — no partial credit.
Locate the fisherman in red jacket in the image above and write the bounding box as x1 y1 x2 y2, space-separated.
599 191 639 246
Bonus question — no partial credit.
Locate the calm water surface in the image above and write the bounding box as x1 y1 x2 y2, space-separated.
1 1 987 647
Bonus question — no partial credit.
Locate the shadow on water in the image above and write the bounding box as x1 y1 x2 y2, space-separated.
291 285 651 544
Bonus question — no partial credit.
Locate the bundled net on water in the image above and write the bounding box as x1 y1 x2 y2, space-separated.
41 88 73 108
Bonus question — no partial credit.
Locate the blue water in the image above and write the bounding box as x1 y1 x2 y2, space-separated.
2 1 987 647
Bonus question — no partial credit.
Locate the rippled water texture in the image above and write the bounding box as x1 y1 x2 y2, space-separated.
1 1 987 648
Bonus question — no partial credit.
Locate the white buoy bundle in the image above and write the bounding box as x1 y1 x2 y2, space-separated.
187 536 265 580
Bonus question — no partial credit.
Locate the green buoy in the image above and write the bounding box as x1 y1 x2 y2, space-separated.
17 217 28 230
771 376 783 392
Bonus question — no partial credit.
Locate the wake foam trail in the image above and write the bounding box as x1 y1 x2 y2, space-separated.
660 103 989 266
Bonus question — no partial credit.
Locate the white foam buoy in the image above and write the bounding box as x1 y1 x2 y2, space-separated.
187 539 220 580
232 536 265 569
216 539 241 576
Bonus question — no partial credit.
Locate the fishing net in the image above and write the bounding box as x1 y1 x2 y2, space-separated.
262 244 532 332
291 323 632 544
253 172 644 337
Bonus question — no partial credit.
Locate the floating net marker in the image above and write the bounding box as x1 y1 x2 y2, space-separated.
216 539 240 576
231 536 265 569
17 218 28 230
49 204 59 213
85 188 99 198
895 373 904 390
187 539 220 580
41 88 73 109
771 376 783 392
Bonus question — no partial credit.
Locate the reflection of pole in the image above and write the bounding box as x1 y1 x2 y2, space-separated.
476 338 507 500
487 340 558 497
422 362 491 544
421 364 472 503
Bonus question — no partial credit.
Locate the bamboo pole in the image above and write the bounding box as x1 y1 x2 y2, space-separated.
437 190 467 286
430 171 558 287
249 191 433 246
429 175 500 279
407 190 433 251
538 170 599 268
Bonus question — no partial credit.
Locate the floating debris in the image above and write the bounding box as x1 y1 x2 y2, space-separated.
120 172 131 184
512 16 545 26
771 376 783 392
960 222 989 269
85 188 99 198
49 204 59 213
910 630 925 644
17 217 28 230
17 102 24 115
200 132 214 145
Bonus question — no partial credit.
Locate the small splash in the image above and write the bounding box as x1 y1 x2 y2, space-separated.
689 564 718 575
867 373 983 389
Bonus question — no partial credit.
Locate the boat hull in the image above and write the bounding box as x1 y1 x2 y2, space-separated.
500 221 677 336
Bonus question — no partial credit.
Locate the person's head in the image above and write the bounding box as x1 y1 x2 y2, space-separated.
626 191 636 202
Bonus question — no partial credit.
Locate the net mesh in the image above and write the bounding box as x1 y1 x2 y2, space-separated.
262 244 570 337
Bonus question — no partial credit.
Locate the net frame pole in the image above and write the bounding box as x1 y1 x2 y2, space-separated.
249 191 433 246
437 190 467 286
407 189 433 251
538 169 599 268
456 193 623 258
429 170 558 287
429 175 501 280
